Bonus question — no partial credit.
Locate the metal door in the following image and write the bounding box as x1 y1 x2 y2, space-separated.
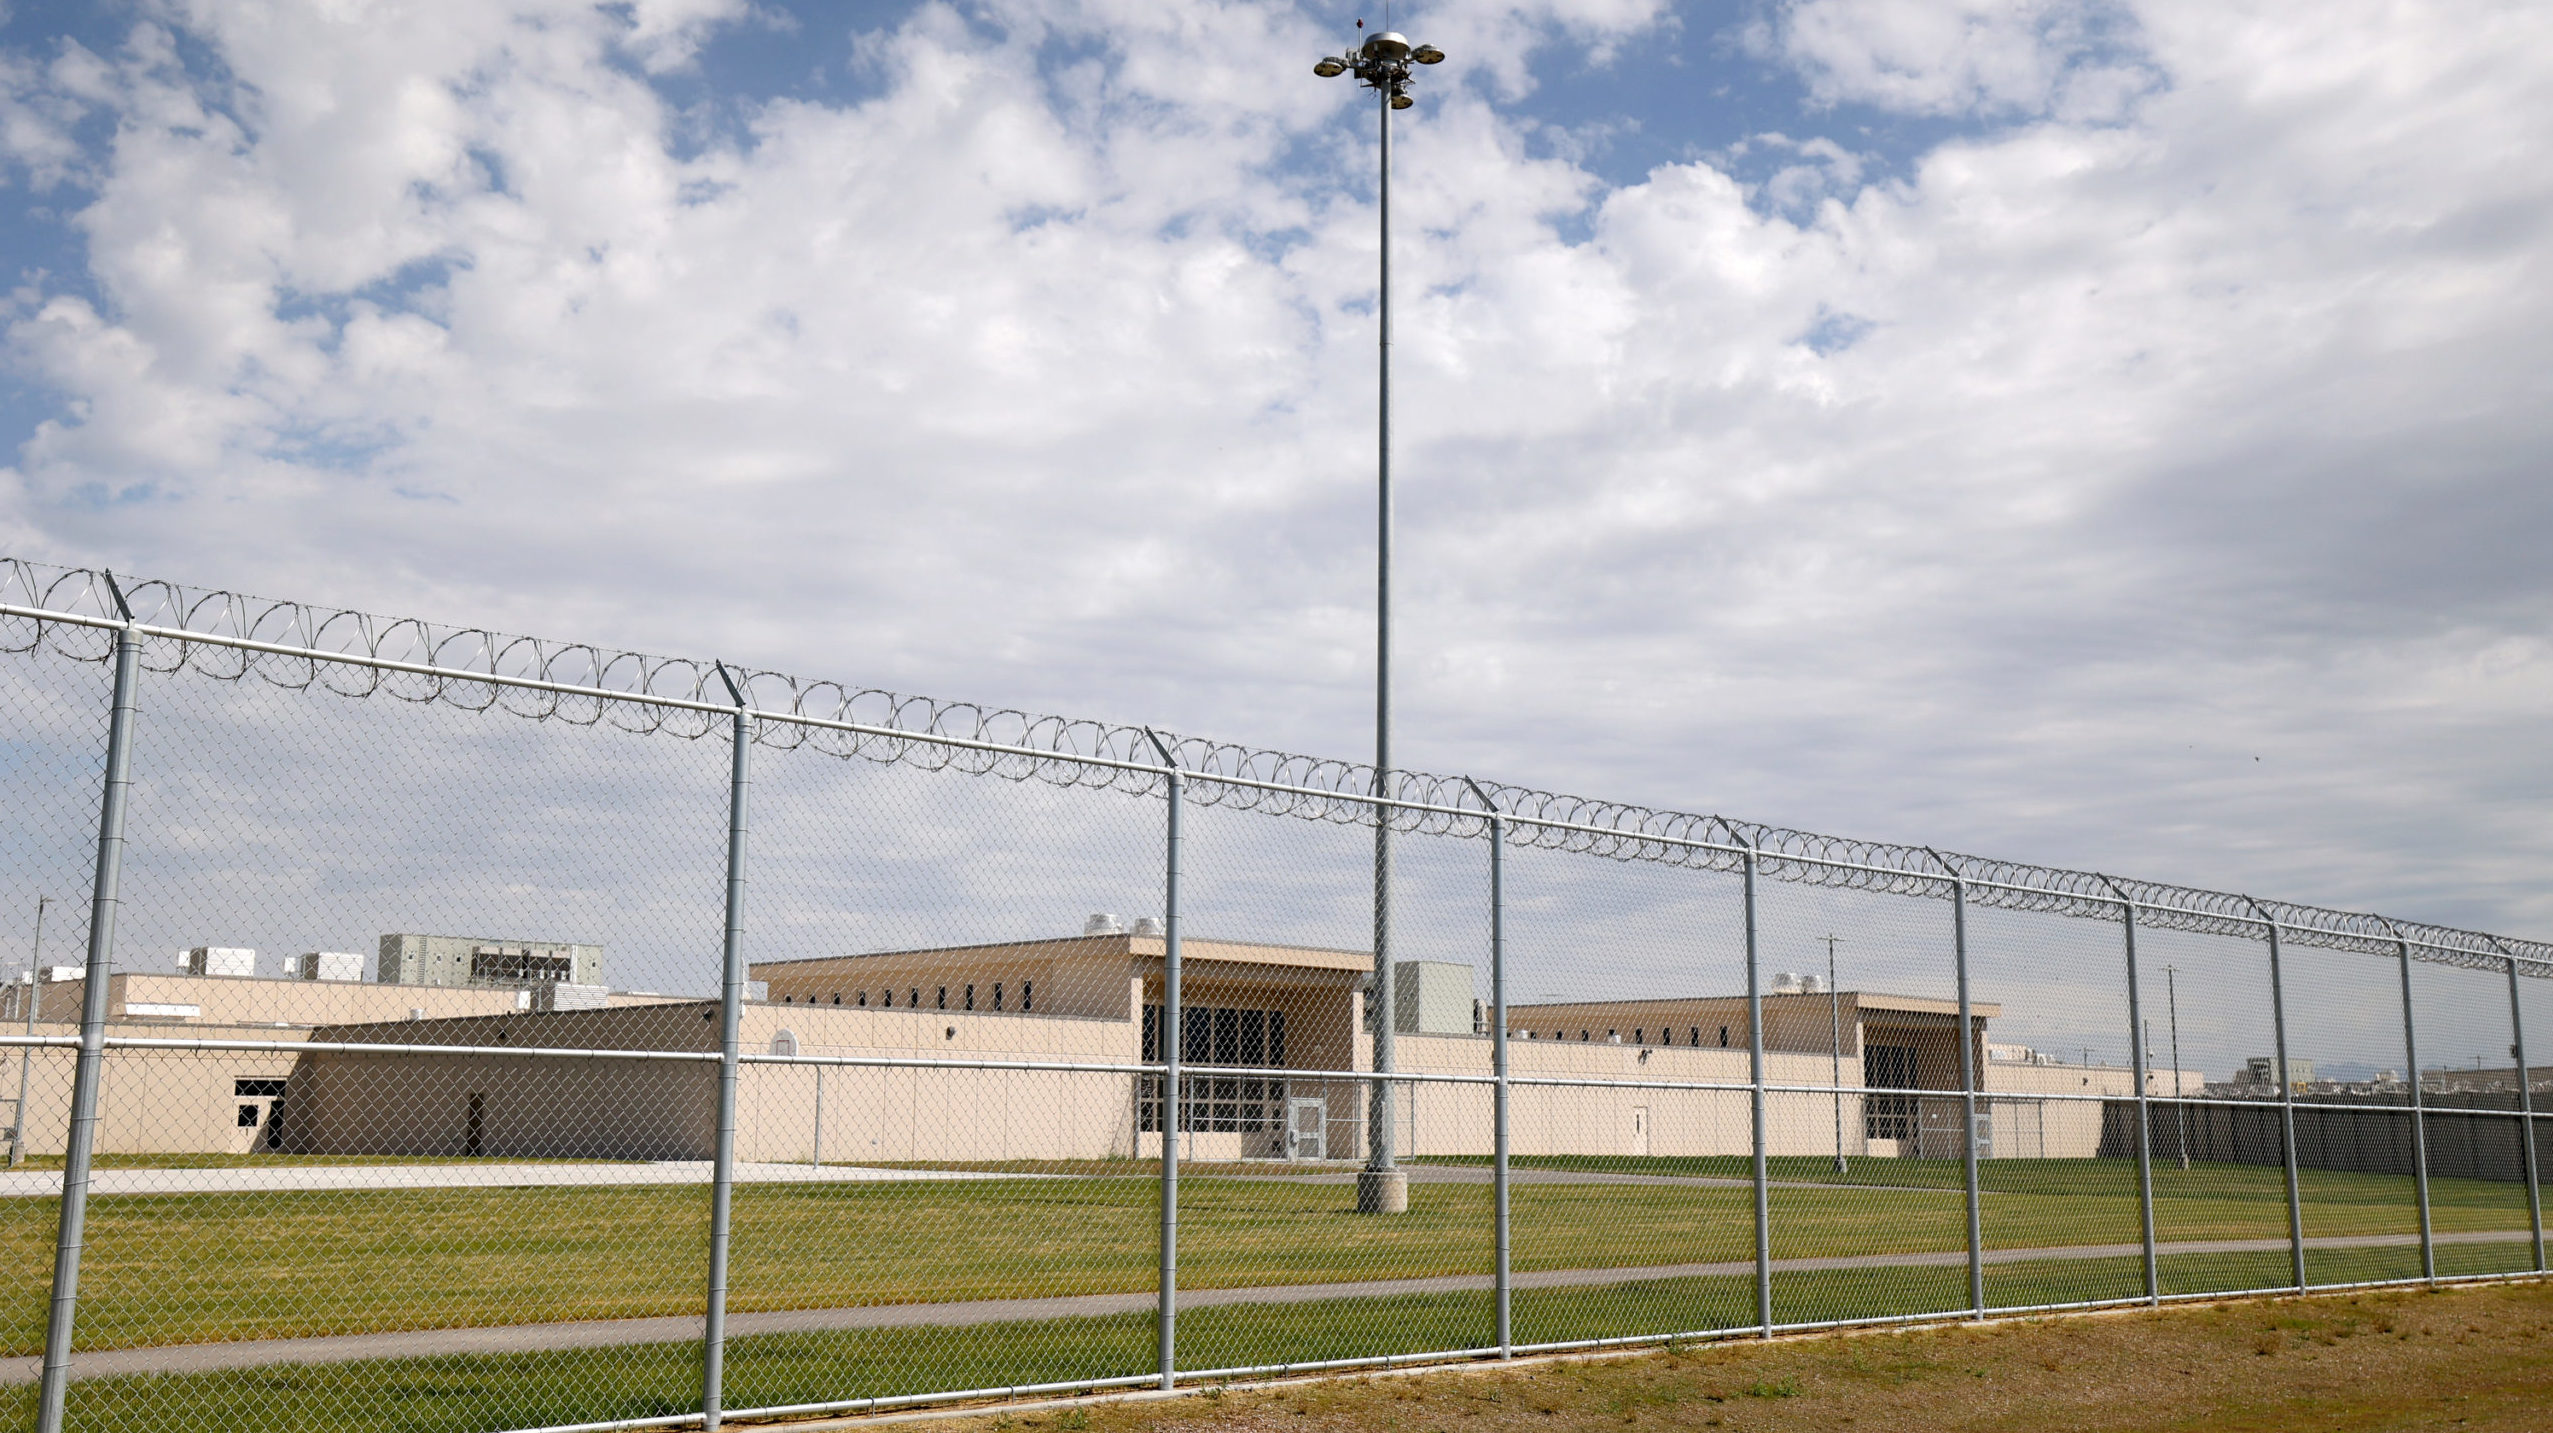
1286 1097 1326 1161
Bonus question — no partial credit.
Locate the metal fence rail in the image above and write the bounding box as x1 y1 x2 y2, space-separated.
0 556 2544 1433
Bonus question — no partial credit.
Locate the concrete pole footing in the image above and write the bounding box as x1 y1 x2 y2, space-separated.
1356 1168 1409 1214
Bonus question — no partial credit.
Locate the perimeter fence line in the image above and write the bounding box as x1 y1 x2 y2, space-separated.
0 560 2545 1433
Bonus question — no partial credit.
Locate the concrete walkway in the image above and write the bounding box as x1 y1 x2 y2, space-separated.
0 1161 1958 1200
1256 1165 1977 1196
0 1161 1062 1199
2 1230 2531 1385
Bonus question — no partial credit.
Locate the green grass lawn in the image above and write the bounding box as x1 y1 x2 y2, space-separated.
0 1157 2537 1359
5 1247 2539 1433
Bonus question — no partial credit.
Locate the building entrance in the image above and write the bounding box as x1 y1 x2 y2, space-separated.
1286 1097 1326 1161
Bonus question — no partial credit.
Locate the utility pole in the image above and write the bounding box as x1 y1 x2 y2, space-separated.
1825 934 1846 1174
7 895 49 1168
2165 964 2188 1171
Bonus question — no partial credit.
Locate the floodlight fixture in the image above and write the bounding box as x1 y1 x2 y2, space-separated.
1361 30 1412 62
1310 25 1444 108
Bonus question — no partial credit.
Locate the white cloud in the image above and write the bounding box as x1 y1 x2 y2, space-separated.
1759 0 2161 119
0 0 2548 967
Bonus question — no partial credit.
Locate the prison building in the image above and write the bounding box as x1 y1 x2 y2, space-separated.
11 921 2179 1164
246 925 2164 1166
3 944 668 1159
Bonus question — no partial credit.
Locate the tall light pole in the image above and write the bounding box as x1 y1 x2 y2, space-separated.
8 896 49 1169
1315 22 1445 1216
2165 964 2188 1171
1824 934 1847 1174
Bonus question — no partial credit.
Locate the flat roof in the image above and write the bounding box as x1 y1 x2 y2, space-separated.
1507 991 2003 1020
749 934 1374 975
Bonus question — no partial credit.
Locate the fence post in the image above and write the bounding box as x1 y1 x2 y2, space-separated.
2099 878 2159 1306
2387 926 2434 1282
2250 901 2307 1293
701 665 753 1431
1147 731 1183 1388
2494 945 2544 1271
35 579 141 1433
1739 836 1770 1337
1923 850 1983 1316
1362 767 1402 1213
1464 779 1509 1357
1950 870 1983 1316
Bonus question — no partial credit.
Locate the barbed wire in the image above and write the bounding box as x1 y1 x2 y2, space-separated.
2 556 2544 976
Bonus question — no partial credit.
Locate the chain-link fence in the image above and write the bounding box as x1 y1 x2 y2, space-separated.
0 557 2543 1433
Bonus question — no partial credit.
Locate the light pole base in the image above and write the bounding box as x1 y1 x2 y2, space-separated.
1355 1167 1409 1214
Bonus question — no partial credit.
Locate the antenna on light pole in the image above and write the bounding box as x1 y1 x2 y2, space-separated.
1313 18 1446 1219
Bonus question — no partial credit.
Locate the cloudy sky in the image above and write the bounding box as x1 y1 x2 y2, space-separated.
0 0 2548 960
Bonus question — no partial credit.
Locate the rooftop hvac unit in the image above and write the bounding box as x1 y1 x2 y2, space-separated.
531 982 610 1012
283 951 364 983
1084 913 1126 936
41 966 85 983
182 947 256 978
1393 961 1477 1036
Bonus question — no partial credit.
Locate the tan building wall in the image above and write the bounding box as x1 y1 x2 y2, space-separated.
6 939 2192 1166
4 1038 303 1158
739 999 1149 1163
1385 1033 1861 1159
274 997 1157 1163
1 972 684 1158
756 937 1133 1021
1507 993 2000 1067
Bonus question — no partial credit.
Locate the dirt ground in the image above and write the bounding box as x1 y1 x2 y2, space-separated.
940 1279 2553 1433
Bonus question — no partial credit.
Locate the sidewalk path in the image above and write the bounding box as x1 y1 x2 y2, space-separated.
0 1161 1060 1199
1 1230 2529 1385
0 1161 1954 1200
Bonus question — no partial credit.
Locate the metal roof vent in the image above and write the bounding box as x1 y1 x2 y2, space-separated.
1084 913 1126 936
1130 916 1166 938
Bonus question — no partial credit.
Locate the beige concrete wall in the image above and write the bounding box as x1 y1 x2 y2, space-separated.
4 1023 306 1157
283 1051 714 1159
737 1001 1143 1163
759 948 1127 1022
1383 1034 1864 1159
1509 997 1846 1056
1506 993 2000 1060
3 968 2186 1166
736 1062 1140 1164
